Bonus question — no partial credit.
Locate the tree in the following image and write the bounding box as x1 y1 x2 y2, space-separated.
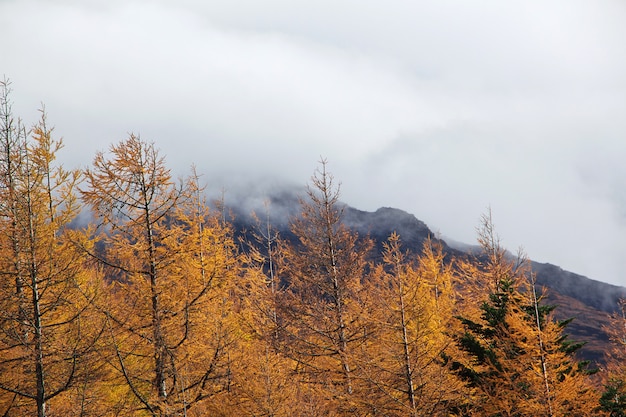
0 79 100 417
276 159 373 414
600 299 626 416
244 199 282 344
81 135 241 416
452 212 598 416
361 233 463 416
226 330 301 417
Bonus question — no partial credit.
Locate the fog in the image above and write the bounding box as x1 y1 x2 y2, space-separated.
2 0 625 286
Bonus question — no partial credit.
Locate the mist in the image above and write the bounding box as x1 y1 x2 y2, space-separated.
2 0 625 286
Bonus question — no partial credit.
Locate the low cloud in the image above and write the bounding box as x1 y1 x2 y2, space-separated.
2 0 625 285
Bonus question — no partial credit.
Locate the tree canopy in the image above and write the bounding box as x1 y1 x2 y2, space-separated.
0 83 613 416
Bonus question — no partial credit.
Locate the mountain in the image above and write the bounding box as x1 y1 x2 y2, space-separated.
228 192 625 365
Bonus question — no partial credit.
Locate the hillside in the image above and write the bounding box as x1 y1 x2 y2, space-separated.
230 193 625 365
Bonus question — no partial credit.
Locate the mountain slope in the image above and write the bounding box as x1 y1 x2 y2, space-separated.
229 194 623 365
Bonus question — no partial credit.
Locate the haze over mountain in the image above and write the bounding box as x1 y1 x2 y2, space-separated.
2 0 625 287
225 185 625 364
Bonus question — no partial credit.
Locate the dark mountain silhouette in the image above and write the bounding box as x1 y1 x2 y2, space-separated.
226 189 624 365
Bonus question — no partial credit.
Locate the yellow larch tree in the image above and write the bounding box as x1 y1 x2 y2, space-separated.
452 212 598 417
361 233 463 416
0 80 101 417
599 299 626 416
276 159 374 415
81 136 242 416
226 205 304 417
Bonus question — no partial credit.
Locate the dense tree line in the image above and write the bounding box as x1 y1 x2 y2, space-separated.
1 81 625 416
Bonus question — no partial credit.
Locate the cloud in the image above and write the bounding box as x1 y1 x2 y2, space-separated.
2 0 625 285
4 1 436 169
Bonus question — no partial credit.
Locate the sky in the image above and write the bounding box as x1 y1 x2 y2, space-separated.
2 0 626 286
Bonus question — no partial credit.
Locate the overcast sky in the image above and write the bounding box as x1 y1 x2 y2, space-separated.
2 0 625 286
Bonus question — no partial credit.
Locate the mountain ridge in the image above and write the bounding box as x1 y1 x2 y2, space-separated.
227 192 623 364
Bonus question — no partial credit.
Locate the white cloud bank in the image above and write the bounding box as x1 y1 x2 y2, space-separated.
2 0 625 285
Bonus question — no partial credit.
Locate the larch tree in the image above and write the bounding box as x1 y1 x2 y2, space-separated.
81 136 241 416
599 299 626 416
452 212 598 417
227 200 304 417
0 80 100 417
226 315 301 417
276 159 374 414
240 199 283 345
362 234 462 416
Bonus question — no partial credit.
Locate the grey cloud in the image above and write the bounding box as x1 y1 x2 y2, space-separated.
1 0 625 286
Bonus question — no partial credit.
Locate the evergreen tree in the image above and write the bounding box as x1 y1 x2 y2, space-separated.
452 212 597 417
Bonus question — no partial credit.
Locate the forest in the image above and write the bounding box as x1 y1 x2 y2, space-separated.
1 80 626 417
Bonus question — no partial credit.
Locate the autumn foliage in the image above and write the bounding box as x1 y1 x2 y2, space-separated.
0 84 616 416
